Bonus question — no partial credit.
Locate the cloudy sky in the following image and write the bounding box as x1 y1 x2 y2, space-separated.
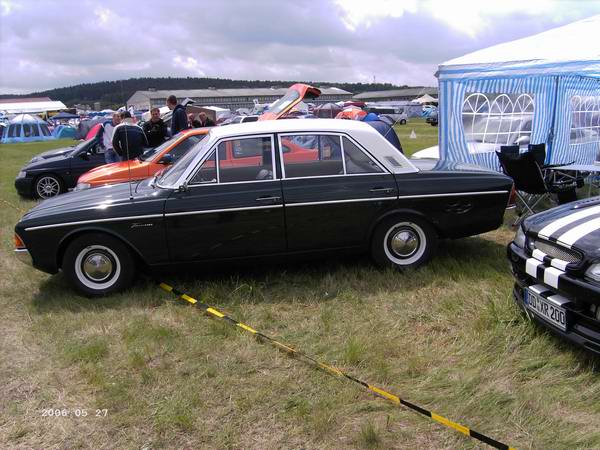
1 0 599 94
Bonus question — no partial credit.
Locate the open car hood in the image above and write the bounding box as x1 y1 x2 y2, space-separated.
258 84 321 121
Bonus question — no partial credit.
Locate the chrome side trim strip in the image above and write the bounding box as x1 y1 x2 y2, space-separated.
165 204 283 217
24 214 164 231
286 197 396 207
397 190 508 199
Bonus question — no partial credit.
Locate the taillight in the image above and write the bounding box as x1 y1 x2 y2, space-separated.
14 233 26 249
507 184 517 209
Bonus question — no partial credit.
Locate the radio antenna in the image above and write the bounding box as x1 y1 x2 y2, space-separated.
120 79 134 201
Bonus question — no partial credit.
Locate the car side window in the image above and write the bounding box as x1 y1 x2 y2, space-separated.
190 150 217 184
219 136 274 183
343 137 383 174
280 134 342 178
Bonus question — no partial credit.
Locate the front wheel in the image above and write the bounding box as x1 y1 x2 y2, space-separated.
370 217 437 269
399 119 407 125
62 233 136 297
35 174 64 199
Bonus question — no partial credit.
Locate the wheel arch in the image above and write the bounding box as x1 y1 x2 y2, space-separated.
56 227 145 270
367 208 441 247
33 172 65 197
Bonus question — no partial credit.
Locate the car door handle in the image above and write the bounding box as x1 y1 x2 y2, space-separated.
255 196 281 202
369 187 394 194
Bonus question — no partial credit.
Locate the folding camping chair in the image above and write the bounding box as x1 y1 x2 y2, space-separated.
496 150 576 225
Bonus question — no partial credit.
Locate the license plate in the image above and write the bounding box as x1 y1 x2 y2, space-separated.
524 289 567 331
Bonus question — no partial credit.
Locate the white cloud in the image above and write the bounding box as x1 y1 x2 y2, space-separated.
335 0 418 30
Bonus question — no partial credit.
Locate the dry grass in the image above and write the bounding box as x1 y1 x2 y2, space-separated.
1 127 600 449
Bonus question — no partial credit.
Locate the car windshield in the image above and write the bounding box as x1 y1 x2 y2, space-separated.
69 138 95 155
265 89 300 116
139 134 182 161
158 131 213 186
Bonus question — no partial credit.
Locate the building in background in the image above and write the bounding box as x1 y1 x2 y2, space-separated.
0 97 67 115
353 87 438 103
127 87 353 111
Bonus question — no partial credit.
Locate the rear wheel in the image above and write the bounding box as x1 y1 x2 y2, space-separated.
399 119 407 125
371 216 437 269
35 174 64 199
62 233 135 297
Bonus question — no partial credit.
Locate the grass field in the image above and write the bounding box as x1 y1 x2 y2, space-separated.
1 123 600 449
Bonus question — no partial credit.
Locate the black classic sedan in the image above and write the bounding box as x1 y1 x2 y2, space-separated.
15 137 105 199
15 119 513 296
508 198 600 355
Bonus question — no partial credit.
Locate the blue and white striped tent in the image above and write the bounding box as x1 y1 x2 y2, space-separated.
437 15 600 170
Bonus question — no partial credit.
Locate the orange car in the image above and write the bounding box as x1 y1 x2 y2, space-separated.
258 83 321 121
75 128 208 189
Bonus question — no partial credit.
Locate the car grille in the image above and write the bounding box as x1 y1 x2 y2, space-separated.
533 238 582 264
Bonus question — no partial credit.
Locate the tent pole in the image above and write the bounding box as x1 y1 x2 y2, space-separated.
547 76 560 164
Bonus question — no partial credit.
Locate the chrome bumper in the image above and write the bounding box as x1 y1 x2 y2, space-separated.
14 248 33 267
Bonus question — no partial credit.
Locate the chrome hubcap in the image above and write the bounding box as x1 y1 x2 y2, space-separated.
37 177 59 198
82 252 113 282
390 228 419 258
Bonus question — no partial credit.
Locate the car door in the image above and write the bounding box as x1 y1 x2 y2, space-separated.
69 140 106 184
165 134 286 262
279 133 398 252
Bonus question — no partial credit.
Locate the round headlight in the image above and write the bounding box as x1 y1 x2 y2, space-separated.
513 226 526 249
75 182 91 191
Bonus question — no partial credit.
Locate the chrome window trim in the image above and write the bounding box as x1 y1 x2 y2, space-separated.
277 132 389 179
188 134 276 187
24 214 164 231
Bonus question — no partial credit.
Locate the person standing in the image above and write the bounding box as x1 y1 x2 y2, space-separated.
112 111 148 161
95 112 122 163
143 107 169 147
167 95 189 135
197 112 216 127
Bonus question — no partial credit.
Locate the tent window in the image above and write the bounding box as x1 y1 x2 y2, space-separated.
23 124 32 137
569 96 600 145
40 124 50 136
462 93 534 154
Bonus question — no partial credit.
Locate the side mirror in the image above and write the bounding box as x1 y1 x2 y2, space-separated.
159 154 174 165
79 151 89 160
178 181 189 192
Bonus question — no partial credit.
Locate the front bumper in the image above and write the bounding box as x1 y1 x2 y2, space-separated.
14 248 33 267
14 176 34 197
508 242 600 356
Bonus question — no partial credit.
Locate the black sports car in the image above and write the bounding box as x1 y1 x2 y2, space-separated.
15 137 104 199
508 198 600 355
14 119 513 296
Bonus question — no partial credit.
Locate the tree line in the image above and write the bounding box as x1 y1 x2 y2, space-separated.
0 77 417 109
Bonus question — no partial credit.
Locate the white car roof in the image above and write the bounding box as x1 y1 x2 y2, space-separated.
207 119 416 174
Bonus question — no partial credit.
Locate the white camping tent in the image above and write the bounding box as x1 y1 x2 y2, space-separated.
437 15 600 169
413 94 437 104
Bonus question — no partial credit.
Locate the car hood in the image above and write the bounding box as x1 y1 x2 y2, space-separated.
22 152 71 171
78 159 149 183
259 83 321 121
36 146 75 159
18 180 167 227
524 198 600 257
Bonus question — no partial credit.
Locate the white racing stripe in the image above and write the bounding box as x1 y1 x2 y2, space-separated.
532 249 546 262
550 258 570 271
557 216 600 247
526 258 540 277
543 267 564 289
538 204 600 239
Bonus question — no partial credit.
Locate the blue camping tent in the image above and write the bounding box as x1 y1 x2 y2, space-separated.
437 15 600 170
0 114 55 144
52 124 77 139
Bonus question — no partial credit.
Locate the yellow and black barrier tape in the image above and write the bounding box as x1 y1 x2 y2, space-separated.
159 282 516 450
